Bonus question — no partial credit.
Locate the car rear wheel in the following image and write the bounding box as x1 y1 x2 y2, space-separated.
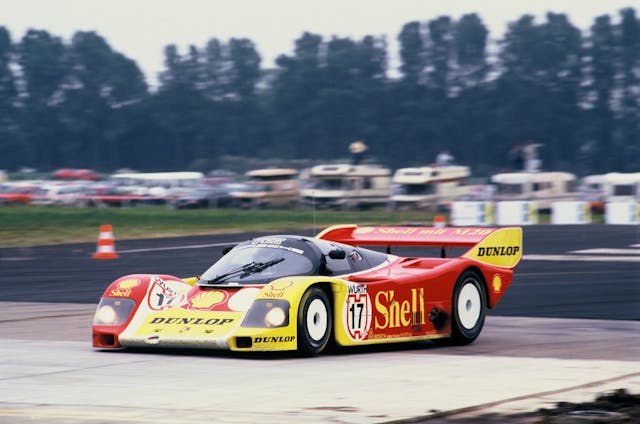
297 287 332 356
449 270 486 345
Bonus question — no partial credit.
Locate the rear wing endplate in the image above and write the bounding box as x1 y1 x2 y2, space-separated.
317 224 522 269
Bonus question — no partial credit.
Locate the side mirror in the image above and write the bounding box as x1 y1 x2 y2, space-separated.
328 249 346 260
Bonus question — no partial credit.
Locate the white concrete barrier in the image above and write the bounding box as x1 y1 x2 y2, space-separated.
451 201 494 226
605 202 639 224
495 201 538 226
551 201 591 224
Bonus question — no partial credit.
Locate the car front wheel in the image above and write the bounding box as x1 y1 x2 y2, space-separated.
297 287 332 356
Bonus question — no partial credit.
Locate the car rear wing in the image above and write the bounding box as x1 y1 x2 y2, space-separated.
316 224 522 269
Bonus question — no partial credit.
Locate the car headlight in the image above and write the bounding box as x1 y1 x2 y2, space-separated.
241 299 290 328
93 298 136 326
265 307 286 327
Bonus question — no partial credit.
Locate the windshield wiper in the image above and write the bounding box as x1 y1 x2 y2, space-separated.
206 258 285 283
240 258 285 277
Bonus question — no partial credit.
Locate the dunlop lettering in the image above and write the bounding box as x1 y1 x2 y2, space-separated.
477 246 520 257
149 317 234 325
253 336 295 343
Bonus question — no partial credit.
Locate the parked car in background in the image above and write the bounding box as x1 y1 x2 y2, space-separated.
0 182 39 206
31 182 90 207
52 168 102 181
171 184 237 209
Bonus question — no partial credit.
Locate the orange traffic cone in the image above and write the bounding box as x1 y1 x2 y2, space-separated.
433 215 446 228
93 224 119 259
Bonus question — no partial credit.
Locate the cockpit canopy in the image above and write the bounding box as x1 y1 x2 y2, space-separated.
198 235 388 285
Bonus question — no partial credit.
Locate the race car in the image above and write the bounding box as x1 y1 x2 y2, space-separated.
93 224 522 355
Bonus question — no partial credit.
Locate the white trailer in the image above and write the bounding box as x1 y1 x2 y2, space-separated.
490 171 578 210
300 164 391 209
389 165 471 211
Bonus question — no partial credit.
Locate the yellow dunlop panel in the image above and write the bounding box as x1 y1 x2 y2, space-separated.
135 310 243 338
463 227 522 268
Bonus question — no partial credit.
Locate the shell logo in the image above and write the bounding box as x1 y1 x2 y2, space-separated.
263 280 294 298
118 279 140 289
492 275 502 293
189 291 228 309
270 280 294 290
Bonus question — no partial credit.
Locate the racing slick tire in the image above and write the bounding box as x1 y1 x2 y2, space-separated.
297 286 332 356
447 270 486 345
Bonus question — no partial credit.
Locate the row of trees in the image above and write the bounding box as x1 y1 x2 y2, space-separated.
1 8 639 177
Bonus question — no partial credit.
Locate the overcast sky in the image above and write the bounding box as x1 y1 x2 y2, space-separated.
2 0 637 86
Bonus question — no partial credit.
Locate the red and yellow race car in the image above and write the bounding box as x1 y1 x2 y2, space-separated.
93 225 522 355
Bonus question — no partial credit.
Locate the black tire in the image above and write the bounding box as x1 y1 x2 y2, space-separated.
297 286 332 356
449 270 486 345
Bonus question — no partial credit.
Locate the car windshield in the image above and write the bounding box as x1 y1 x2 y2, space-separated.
198 238 315 285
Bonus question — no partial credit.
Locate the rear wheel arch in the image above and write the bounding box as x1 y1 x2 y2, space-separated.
465 265 489 307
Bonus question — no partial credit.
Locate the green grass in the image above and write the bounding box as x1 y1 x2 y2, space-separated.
0 206 438 247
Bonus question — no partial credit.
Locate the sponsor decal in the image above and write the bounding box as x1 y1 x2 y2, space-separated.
477 245 520 257
148 316 235 326
354 227 375 234
253 336 295 343
464 227 522 268
492 275 502 293
253 237 286 246
452 228 493 236
342 284 372 341
355 226 452 236
110 278 140 297
241 238 304 255
188 290 228 310
262 280 293 298
147 277 189 311
374 288 425 330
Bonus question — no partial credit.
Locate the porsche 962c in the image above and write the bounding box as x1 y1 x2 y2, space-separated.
93 225 522 355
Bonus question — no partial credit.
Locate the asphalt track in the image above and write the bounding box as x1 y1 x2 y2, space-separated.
0 224 638 423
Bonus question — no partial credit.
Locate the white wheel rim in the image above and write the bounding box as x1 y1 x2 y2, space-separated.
306 298 328 341
458 282 481 330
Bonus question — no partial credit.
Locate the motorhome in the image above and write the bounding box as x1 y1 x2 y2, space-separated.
299 164 391 209
580 172 640 209
230 168 299 209
389 165 471 211
490 171 578 210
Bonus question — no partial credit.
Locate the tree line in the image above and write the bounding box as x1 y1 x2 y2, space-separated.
0 8 638 177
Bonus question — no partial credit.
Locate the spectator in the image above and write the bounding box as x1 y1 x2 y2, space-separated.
508 144 525 171
435 150 454 166
523 143 543 172
349 140 368 165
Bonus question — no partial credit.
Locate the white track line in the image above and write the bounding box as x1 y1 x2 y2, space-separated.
570 248 640 255
118 241 238 253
